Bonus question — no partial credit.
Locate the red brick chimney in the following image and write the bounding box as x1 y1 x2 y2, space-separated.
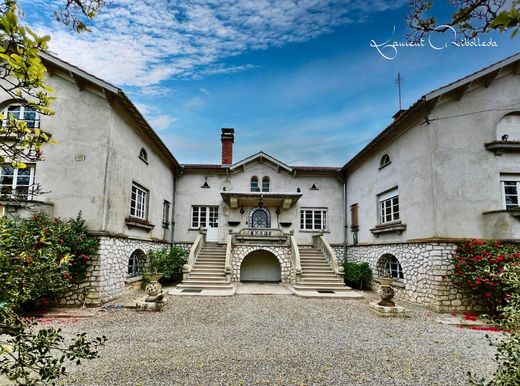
221 128 234 165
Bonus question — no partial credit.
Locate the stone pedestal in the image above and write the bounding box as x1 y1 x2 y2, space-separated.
369 301 405 317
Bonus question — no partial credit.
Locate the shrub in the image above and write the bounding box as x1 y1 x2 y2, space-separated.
450 239 520 315
344 261 373 290
0 305 106 386
0 212 99 310
147 246 187 282
469 263 520 385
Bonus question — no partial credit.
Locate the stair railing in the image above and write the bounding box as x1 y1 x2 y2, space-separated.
182 228 206 280
290 235 302 283
312 233 344 280
224 231 233 282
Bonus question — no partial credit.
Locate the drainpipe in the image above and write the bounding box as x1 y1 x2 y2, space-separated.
170 168 180 248
343 176 348 263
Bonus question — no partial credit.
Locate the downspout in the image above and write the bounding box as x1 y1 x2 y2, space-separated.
343 173 348 263
170 167 181 247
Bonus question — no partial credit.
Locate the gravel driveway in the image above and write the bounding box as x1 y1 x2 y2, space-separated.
54 294 497 386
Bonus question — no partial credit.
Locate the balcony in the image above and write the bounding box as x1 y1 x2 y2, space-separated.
232 227 291 245
482 210 520 240
221 191 302 209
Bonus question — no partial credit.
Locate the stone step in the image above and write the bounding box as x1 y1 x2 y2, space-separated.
301 262 332 270
301 259 329 263
188 273 226 279
177 283 233 290
199 251 226 256
293 284 352 292
301 277 344 285
196 258 226 263
294 281 346 287
191 267 225 273
302 274 338 278
301 268 334 273
181 279 229 287
301 275 340 281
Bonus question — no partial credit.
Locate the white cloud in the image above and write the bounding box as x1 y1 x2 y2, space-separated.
184 96 207 109
148 114 177 131
26 0 406 87
199 87 211 96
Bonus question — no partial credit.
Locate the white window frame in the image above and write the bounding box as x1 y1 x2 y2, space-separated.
379 188 399 224
300 208 327 231
0 165 36 199
500 175 520 210
192 206 218 228
262 176 270 192
162 200 171 228
130 183 148 220
2 105 40 128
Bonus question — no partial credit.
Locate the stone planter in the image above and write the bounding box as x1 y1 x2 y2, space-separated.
377 277 396 307
145 273 163 298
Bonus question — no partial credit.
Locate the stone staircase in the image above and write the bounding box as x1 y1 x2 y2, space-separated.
176 243 233 291
294 247 352 293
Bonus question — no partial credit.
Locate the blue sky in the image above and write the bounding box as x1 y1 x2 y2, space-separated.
20 0 520 166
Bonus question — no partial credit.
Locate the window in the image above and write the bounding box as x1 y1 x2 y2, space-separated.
192 206 219 228
350 203 359 231
2 105 40 128
379 188 399 224
250 176 259 192
262 176 270 192
139 148 148 163
127 249 146 277
0 165 35 199
501 177 520 210
380 154 391 168
162 200 171 228
496 112 520 141
300 208 327 230
378 254 404 281
130 183 148 220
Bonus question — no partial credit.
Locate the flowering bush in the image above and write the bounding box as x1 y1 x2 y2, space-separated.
0 212 99 310
450 239 520 315
469 263 520 385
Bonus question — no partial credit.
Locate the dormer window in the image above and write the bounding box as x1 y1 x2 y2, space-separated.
2 105 40 128
251 176 259 192
262 176 270 192
379 154 391 169
139 148 148 164
496 112 520 141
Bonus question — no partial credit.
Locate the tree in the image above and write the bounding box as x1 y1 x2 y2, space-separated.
0 0 105 169
408 0 520 41
0 2 107 384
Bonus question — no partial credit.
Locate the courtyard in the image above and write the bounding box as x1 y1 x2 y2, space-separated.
52 293 497 386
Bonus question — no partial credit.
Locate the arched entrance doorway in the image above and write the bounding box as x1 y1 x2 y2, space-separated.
240 250 281 282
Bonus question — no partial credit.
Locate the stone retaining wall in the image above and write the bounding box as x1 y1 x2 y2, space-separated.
62 236 170 306
346 242 474 312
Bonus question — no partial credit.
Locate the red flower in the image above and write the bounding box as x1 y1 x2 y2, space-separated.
497 255 504 262
484 292 492 298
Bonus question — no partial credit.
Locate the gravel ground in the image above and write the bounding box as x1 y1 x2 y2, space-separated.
51 294 497 386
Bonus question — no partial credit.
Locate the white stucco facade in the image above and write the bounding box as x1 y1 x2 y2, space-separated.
2 52 520 310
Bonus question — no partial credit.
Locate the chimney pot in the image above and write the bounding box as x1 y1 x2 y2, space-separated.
221 128 234 165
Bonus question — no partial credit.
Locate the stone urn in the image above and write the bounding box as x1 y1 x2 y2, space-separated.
377 276 395 307
145 273 163 298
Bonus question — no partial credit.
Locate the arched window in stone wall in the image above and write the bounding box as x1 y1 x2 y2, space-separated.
127 249 146 277
377 254 404 281
496 112 520 141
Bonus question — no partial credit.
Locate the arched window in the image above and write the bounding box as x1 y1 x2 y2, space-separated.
250 176 259 192
496 112 520 141
2 104 40 128
249 207 271 229
377 254 403 281
139 148 148 163
127 249 146 277
262 176 270 192
380 154 391 168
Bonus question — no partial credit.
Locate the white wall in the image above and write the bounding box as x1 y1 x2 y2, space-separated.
174 160 344 245
345 71 520 244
